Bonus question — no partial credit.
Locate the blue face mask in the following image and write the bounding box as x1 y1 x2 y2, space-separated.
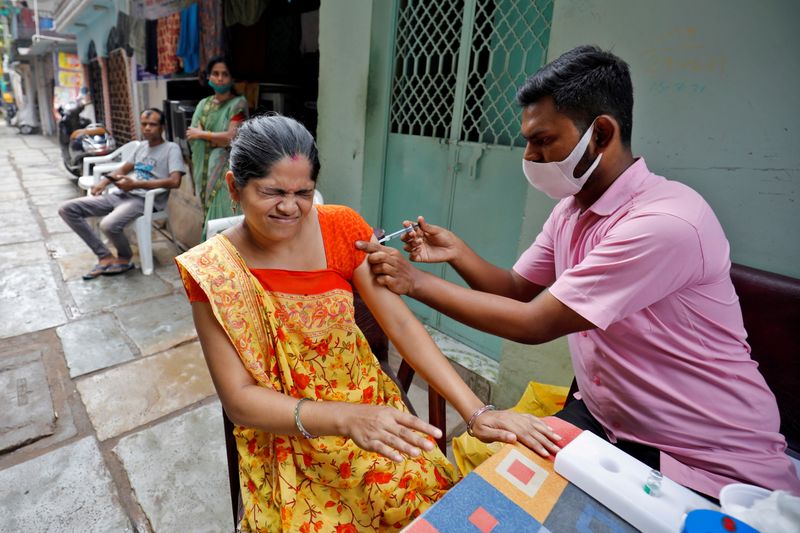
208 80 233 94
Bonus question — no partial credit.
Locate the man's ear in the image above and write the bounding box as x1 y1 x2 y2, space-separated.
225 171 240 201
594 115 619 149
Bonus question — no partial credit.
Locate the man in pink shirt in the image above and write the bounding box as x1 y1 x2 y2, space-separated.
358 45 800 498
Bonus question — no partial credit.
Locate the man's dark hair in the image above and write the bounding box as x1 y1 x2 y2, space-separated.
229 114 320 187
516 45 633 146
142 108 165 125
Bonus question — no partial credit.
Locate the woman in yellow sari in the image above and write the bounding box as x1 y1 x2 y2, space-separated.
176 115 560 532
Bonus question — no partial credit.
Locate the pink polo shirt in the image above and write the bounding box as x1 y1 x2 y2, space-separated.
513 158 800 497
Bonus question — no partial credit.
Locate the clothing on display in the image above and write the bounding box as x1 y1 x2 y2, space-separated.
199 0 224 69
223 0 269 27
177 3 200 73
129 15 146 63
157 12 181 75
145 19 159 74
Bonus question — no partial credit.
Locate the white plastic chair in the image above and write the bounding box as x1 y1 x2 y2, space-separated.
206 190 324 239
135 187 171 275
76 140 173 275
79 140 141 188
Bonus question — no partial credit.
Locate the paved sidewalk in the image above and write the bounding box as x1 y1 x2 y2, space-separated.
0 124 228 533
0 124 469 532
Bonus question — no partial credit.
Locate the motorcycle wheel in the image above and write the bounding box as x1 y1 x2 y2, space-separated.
20 125 33 135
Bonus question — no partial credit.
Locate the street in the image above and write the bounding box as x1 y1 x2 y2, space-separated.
0 123 229 532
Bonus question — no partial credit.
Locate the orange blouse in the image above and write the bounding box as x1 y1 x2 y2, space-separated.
184 204 373 302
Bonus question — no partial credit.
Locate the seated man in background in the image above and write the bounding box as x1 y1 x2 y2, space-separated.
59 108 185 280
358 45 800 499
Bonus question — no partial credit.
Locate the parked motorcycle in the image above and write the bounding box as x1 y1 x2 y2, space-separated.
2 102 16 126
58 100 115 177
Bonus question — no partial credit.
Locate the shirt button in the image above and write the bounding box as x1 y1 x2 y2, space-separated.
612 421 621 429
580 331 588 338
592 376 601 386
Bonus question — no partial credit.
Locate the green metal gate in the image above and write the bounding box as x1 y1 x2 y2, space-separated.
381 0 553 359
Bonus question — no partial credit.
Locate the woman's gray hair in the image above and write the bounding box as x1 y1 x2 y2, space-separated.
229 114 320 187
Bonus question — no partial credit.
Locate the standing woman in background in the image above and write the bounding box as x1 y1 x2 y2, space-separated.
186 56 248 236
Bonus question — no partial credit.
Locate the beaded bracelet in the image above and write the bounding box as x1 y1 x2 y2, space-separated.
466 404 496 437
294 398 317 439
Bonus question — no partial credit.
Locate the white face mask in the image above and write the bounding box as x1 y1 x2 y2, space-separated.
522 123 602 199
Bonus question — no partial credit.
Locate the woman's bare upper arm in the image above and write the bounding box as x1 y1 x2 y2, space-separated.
351 238 417 337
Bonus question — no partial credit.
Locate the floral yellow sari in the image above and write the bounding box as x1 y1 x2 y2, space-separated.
176 205 457 532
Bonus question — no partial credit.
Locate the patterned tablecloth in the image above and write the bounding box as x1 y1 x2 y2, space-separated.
403 418 636 532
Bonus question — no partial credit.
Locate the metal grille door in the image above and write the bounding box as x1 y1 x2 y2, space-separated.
390 0 464 139
382 0 553 359
461 0 553 147
390 0 553 147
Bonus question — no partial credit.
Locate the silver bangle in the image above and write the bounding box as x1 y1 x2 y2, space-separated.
294 398 316 439
466 404 496 437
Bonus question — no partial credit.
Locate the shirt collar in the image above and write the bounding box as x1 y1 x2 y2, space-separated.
580 157 654 217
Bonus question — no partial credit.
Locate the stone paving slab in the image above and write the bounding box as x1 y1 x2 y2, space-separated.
57 314 136 378
114 401 229 533
0 241 49 269
57 250 106 281
66 270 173 314
0 437 133 532
0 189 25 200
114 293 196 356
35 202 65 218
0 200 35 214
155 262 185 291
46 230 94 258
0 222 43 245
0 183 23 194
30 189 80 205
76 342 215 440
0 349 56 453
42 215 72 234
0 212 39 230
0 264 67 338
20 176 72 186
9 151 42 160
26 182 80 195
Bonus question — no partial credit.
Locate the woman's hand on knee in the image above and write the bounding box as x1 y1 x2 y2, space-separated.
341 404 441 462
469 410 563 458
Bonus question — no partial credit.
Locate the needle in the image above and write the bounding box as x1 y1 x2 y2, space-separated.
377 223 419 244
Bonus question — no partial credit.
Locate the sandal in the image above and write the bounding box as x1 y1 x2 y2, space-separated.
101 262 135 276
82 263 110 280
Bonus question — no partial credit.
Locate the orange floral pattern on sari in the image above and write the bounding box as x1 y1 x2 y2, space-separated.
176 207 456 532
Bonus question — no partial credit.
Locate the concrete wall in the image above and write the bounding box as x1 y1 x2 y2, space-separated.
533 0 800 278
75 7 117 61
316 0 374 214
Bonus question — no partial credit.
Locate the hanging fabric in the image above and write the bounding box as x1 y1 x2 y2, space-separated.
177 3 200 73
299 9 318 54
113 10 132 55
224 0 270 27
145 19 159 74
199 0 224 69
157 12 181 75
130 16 146 63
